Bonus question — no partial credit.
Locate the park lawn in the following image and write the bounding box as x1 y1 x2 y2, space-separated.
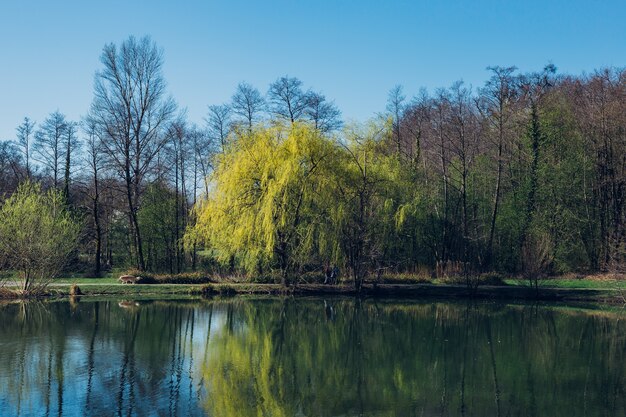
505 278 626 290
46 275 626 291
57 283 205 296
55 276 119 285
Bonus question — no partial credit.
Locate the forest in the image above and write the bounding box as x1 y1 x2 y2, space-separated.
0 36 624 290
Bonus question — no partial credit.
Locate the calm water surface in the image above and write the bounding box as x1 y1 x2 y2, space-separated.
0 297 625 416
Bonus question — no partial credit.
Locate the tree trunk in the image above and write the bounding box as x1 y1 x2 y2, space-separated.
487 122 504 269
93 174 102 277
520 102 541 259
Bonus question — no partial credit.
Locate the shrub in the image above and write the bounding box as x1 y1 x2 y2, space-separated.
380 272 432 285
0 182 80 294
200 284 216 297
438 272 506 286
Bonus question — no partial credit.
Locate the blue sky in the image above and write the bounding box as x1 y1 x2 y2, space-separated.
1 0 624 140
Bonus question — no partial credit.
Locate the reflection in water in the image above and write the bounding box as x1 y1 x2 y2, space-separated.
0 298 625 416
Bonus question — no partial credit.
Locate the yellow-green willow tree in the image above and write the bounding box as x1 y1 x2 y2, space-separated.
188 120 418 289
189 123 340 285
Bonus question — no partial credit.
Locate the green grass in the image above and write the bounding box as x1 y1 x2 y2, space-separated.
4 275 626 302
30 276 626 291
50 283 205 297
505 278 626 290
55 277 119 285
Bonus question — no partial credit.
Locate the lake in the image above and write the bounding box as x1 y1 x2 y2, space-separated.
0 297 624 416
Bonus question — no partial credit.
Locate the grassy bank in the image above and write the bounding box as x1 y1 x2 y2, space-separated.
0 278 624 305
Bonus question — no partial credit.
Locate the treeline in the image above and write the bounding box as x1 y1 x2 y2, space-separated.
189 64 625 287
389 66 625 276
0 36 342 279
0 35 624 286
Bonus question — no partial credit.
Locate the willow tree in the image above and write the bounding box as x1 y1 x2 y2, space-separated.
189 123 339 285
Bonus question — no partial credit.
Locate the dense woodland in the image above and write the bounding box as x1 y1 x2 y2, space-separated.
0 36 624 289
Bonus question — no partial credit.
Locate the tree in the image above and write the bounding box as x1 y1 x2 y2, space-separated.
305 91 342 133
0 182 79 294
138 182 178 272
33 111 67 189
82 118 105 276
0 141 23 196
518 65 556 268
89 35 176 271
166 117 193 273
476 66 519 268
387 85 406 155
63 120 79 203
447 81 482 281
231 82 265 130
191 127 216 198
332 120 410 290
190 123 338 284
268 76 309 123
205 104 232 152
570 68 626 271
15 117 35 180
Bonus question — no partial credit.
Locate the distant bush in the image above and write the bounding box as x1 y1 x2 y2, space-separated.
583 272 626 281
200 284 216 297
199 284 239 297
477 272 506 286
439 272 506 286
380 273 432 285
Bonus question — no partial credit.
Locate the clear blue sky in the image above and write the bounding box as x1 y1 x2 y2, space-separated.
1 0 624 140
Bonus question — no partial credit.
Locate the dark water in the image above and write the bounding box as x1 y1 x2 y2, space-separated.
0 298 625 417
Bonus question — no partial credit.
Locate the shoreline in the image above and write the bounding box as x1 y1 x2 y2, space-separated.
2 282 625 305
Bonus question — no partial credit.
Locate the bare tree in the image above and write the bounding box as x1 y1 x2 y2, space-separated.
570 68 626 271
15 117 35 180
166 117 192 273
476 66 519 268
82 118 105 276
192 128 215 197
387 85 406 154
305 91 342 132
400 88 431 165
231 82 264 130
447 81 482 279
205 104 232 152
0 141 23 196
33 111 67 189
268 76 309 123
63 121 79 202
89 35 176 271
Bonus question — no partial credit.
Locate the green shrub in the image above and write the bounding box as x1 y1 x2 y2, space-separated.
381 272 432 285
122 270 215 284
0 182 80 294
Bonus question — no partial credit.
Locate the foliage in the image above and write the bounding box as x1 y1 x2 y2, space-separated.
137 183 180 272
189 123 339 284
0 182 80 293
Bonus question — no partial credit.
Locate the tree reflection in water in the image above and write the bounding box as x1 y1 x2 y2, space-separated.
0 298 625 416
